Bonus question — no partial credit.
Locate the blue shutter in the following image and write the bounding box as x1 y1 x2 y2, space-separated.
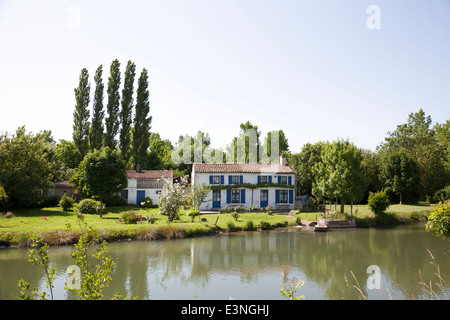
240 175 243 184
221 175 224 184
241 189 246 204
268 176 272 184
276 190 280 203
209 175 213 185
227 189 231 203
289 190 294 204
278 176 281 184
228 175 232 185
257 176 261 184
288 176 292 185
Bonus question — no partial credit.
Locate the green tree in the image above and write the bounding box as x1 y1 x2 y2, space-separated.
312 139 368 214
119 60 136 165
105 59 121 150
132 68 152 168
89 65 105 151
225 121 261 163
70 147 127 217
0 127 53 208
287 142 324 195
380 150 420 204
72 68 91 162
360 149 383 201
262 129 289 162
380 109 448 199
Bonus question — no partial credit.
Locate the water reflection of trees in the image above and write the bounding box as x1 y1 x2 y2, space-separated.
1 225 448 300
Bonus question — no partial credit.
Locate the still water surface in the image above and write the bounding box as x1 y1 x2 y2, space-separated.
0 224 448 300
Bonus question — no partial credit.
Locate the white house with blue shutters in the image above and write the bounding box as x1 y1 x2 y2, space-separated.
191 154 297 211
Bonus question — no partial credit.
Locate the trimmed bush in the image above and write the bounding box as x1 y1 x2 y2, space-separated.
119 210 142 224
78 198 105 215
141 197 153 208
433 186 450 203
368 190 390 215
58 194 74 211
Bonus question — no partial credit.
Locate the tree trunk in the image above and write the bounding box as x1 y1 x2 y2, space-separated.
340 203 344 214
99 199 103 218
351 201 353 218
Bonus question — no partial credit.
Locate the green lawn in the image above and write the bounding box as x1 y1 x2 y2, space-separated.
0 203 431 246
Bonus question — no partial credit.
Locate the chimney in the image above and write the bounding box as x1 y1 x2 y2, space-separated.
280 153 286 166
136 164 141 173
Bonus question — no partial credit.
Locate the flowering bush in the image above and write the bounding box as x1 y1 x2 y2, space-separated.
265 205 273 214
3 211 14 218
119 210 142 224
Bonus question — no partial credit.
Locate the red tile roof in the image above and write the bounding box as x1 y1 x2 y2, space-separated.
126 170 174 179
193 163 296 174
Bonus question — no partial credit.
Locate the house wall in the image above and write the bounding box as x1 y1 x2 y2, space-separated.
124 179 163 206
193 172 296 211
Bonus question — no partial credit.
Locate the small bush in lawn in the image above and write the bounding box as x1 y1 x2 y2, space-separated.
141 197 153 208
368 190 390 215
58 194 74 211
226 221 236 232
146 214 157 224
78 198 105 215
231 212 240 221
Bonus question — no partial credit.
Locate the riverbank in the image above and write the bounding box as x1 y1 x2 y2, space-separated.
0 204 431 247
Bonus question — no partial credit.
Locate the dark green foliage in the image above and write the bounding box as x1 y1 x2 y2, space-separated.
89 65 105 151
433 186 450 203
120 60 136 165
132 68 152 168
70 147 127 217
367 190 390 215
72 68 91 162
0 127 53 208
105 59 121 149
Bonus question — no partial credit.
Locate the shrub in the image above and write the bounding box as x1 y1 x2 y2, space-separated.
141 197 153 208
258 220 272 230
243 220 256 231
226 221 236 232
58 194 74 211
119 210 142 224
265 205 273 214
146 214 157 224
187 209 200 218
78 198 105 215
295 216 302 225
426 200 450 239
3 211 14 218
368 190 390 215
235 205 245 213
231 212 240 221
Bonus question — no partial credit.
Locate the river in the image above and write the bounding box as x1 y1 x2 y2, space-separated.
0 224 448 300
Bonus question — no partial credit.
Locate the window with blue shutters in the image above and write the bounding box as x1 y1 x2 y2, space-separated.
240 189 246 204
276 190 280 203
288 176 292 185
289 190 294 204
232 189 240 203
227 189 231 203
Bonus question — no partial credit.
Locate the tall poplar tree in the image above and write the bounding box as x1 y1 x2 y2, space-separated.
72 68 90 163
132 68 152 168
105 59 121 150
119 60 136 164
89 65 105 151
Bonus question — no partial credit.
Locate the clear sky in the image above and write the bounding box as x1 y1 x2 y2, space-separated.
0 0 449 153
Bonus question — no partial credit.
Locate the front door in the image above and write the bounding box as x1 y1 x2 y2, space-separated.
136 190 146 206
212 190 221 208
260 189 268 208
